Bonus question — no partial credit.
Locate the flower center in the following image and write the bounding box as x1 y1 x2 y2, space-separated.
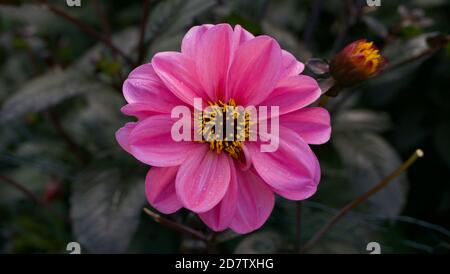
196 99 253 159
352 41 383 76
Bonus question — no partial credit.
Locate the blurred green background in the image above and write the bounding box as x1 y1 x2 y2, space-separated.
0 0 449 254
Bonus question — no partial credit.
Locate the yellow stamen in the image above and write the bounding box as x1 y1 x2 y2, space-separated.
197 99 251 159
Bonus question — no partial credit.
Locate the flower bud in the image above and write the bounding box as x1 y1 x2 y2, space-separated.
330 39 387 87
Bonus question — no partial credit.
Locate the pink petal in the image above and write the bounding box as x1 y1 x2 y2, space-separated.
115 122 136 154
195 24 233 100
176 146 231 213
199 158 238 231
145 166 182 214
181 24 214 58
248 126 321 200
280 50 305 79
229 168 275 234
129 114 197 167
152 52 209 105
123 63 184 113
231 24 255 55
260 75 321 116
121 103 158 121
226 36 282 105
280 107 331 145
238 144 252 171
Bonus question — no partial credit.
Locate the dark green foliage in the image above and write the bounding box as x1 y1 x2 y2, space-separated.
0 0 449 254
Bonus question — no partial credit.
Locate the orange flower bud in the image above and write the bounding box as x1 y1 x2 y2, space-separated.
330 39 387 87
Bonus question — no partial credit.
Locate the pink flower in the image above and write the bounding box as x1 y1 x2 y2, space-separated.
116 24 331 234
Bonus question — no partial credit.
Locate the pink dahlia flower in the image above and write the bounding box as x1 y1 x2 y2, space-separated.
116 24 331 234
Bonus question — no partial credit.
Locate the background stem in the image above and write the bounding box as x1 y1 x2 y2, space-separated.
0 175 68 224
92 0 112 41
143 208 207 241
137 0 151 64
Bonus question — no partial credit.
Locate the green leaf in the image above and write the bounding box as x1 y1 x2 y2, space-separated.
333 132 408 218
0 69 107 124
63 88 124 154
71 168 145 253
331 109 408 218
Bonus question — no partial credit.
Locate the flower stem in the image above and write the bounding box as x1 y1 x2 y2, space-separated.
143 208 208 241
92 0 112 41
301 149 424 253
38 0 135 66
385 34 449 72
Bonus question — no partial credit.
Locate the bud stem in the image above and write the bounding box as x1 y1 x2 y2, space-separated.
301 149 424 253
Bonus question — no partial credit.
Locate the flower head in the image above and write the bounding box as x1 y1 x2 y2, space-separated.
330 39 387 87
116 24 331 234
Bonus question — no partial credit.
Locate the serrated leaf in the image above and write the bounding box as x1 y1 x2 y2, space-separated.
64 88 124 155
331 108 408 218
71 168 145 253
333 132 408 218
0 69 106 124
